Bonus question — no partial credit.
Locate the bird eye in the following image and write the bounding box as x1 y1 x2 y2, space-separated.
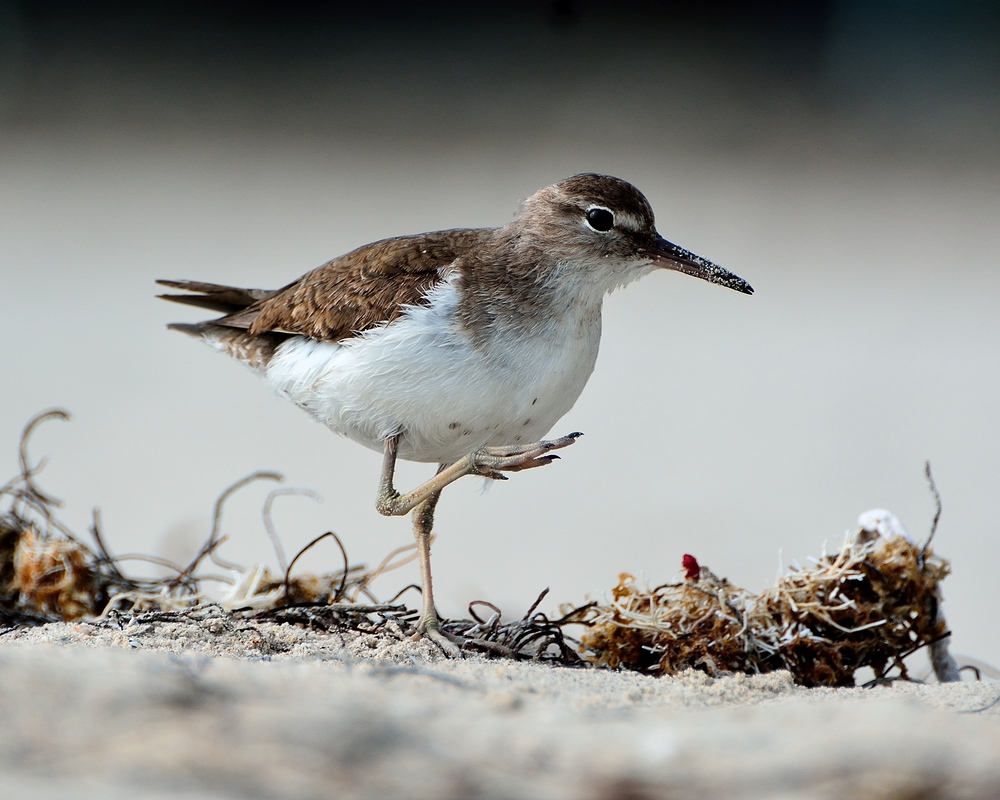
585 207 614 233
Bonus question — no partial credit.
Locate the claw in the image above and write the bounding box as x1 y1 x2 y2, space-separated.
506 453 564 473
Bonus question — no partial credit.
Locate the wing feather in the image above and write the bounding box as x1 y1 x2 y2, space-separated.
158 228 492 343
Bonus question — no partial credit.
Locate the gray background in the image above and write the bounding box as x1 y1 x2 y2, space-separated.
1 2 998 666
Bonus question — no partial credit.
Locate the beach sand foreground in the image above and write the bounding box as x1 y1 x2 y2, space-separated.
1 616 999 799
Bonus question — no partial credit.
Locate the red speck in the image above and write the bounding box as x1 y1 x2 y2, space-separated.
682 554 700 580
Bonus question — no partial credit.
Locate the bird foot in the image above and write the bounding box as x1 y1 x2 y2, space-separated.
414 615 463 658
470 432 583 479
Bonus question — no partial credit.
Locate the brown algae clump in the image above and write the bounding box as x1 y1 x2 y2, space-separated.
581 511 954 687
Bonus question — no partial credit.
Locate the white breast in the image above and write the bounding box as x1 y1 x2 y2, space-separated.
262 278 603 464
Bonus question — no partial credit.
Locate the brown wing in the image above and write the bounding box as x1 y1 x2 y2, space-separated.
215 228 493 342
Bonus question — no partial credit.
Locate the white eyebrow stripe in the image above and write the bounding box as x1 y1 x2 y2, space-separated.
614 211 644 231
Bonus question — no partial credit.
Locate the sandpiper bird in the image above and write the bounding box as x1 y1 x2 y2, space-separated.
158 173 752 652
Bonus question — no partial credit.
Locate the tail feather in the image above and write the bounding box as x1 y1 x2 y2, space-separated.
156 279 272 314
159 280 286 371
165 321 207 337
166 320 285 371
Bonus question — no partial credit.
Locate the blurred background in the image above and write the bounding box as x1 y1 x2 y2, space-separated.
1 1 998 666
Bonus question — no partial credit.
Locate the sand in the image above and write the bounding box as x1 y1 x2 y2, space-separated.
2 613 999 800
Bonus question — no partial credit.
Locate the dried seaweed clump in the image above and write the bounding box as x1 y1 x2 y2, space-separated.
580 511 954 687
7 526 101 620
0 410 383 623
759 516 951 686
0 410 116 622
580 566 761 676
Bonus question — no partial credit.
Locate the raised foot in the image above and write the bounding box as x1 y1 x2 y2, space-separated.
470 432 583 479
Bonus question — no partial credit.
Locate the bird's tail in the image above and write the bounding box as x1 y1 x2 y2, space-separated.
157 280 284 371
156 279 272 314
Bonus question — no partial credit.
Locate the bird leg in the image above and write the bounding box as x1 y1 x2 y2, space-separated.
374 431 582 654
408 487 461 655
376 431 582 517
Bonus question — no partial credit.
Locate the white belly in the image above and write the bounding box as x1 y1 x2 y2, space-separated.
262 280 602 464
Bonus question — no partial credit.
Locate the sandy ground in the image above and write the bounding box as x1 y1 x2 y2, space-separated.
2 614 999 800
